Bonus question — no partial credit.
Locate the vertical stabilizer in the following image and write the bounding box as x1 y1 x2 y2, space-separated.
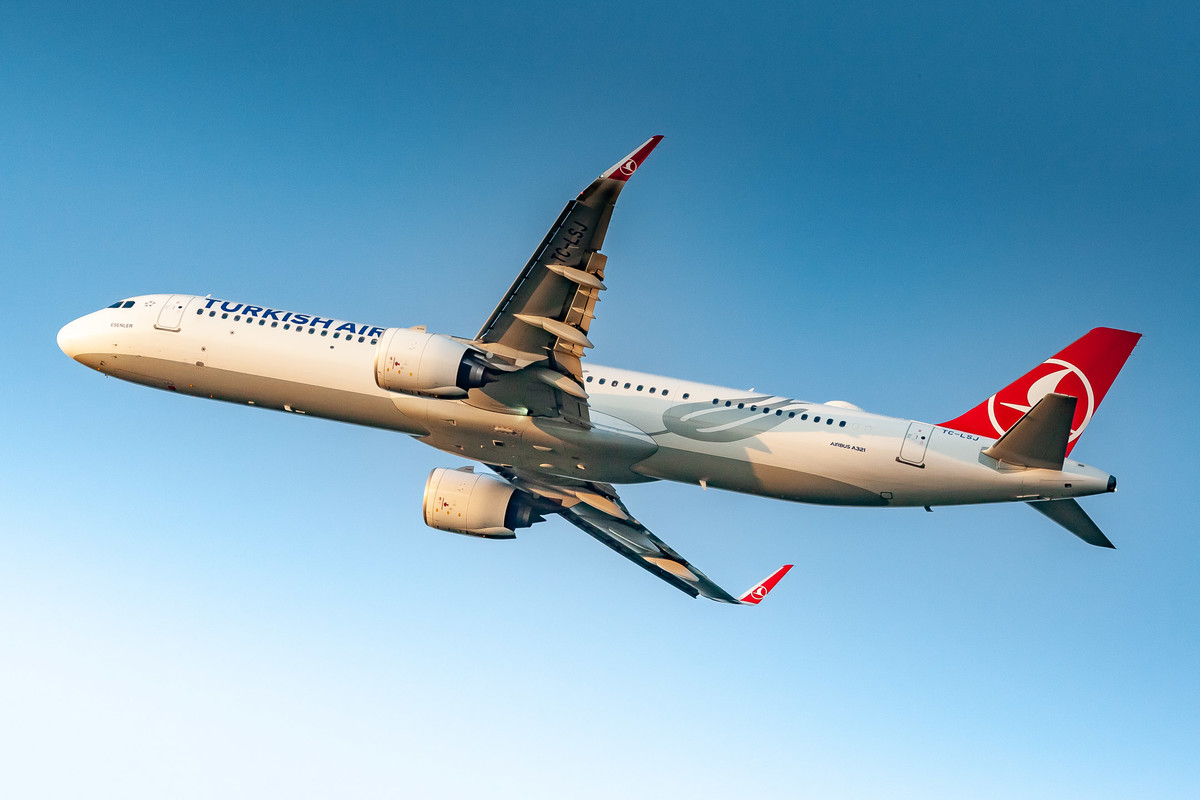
942 328 1141 455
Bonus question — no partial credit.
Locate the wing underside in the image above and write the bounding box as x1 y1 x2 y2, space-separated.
494 466 790 604
466 137 663 425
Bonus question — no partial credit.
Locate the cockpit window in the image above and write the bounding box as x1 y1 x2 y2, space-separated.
107 301 123 308
107 300 135 309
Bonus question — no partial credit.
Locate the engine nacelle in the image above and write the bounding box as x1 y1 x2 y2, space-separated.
422 468 546 539
375 328 495 398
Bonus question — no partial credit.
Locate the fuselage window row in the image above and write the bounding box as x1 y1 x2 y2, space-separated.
587 375 680 397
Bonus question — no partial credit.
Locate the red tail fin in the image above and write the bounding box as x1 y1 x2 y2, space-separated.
941 327 1141 455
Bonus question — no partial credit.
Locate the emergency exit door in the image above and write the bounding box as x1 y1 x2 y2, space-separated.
898 422 933 466
155 295 190 331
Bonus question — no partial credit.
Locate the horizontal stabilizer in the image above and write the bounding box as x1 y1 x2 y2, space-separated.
982 393 1075 469
1028 498 1115 548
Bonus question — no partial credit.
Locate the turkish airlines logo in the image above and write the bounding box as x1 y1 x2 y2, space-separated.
986 358 1095 442
750 585 768 600
619 158 638 176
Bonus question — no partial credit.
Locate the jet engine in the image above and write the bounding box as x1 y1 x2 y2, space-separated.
422 468 548 539
375 328 497 398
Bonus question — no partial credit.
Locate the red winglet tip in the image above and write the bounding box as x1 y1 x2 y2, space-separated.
738 564 794 605
600 135 664 182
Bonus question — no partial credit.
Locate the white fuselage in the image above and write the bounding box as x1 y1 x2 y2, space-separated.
57 294 1115 508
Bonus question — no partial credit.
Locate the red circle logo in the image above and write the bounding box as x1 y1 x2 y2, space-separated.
986 358 1095 442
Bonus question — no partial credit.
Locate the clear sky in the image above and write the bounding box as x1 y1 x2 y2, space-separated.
3 2 1198 797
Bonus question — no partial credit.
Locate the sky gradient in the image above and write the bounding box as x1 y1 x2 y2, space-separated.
3 2 1198 797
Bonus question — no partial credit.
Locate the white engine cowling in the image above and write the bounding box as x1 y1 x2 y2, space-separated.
422 468 545 539
375 328 494 398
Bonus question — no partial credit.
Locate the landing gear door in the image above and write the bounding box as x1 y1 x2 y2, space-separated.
898 422 933 466
155 295 192 331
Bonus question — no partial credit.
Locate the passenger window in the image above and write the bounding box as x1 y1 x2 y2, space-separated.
738 403 744 409
209 311 216 317
814 416 821 422
271 322 278 327
662 390 669 397
196 309 202 315
624 382 630 389
637 385 643 391
725 401 732 407
258 319 265 325
712 399 719 405
586 376 593 383
839 421 846 427
789 412 795 418
801 414 808 420
681 392 688 399
234 315 241 321
826 418 834 425
222 313 228 319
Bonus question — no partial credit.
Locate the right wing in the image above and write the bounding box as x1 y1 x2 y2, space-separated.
494 466 792 604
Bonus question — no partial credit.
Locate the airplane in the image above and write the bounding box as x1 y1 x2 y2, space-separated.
57 136 1141 604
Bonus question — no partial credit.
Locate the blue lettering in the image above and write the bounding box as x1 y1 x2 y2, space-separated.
368 326 385 338
261 308 281 320
309 316 334 329
292 313 310 326
203 298 220 309
336 322 357 333
243 305 263 317
280 311 292 322
220 301 243 313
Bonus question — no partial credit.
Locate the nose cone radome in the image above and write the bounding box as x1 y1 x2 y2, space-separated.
57 316 93 361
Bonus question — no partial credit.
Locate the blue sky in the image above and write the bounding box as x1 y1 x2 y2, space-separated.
3 2 1198 797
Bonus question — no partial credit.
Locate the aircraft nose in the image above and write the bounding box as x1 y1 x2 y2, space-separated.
57 316 93 360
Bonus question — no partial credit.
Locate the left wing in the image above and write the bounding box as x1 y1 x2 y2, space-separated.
495 467 792 604
468 136 663 425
